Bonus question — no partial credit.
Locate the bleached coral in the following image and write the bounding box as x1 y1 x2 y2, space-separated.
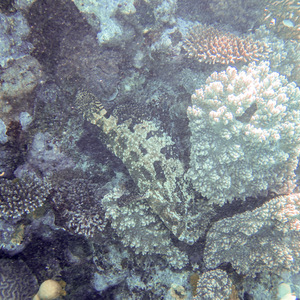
187 61 300 204
204 193 300 277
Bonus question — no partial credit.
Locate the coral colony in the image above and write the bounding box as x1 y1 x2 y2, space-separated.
0 0 299 299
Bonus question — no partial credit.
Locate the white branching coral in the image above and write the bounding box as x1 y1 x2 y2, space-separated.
187 61 300 204
203 193 300 276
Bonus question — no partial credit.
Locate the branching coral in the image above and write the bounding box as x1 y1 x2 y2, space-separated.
183 24 269 64
187 61 300 204
0 176 51 220
52 178 107 238
204 193 300 276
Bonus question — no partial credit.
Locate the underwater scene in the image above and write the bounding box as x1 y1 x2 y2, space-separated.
0 0 300 299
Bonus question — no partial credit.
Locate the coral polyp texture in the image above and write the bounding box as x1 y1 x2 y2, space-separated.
0 176 51 220
187 61 300 204
52 178 107 238
204 193 300 276
183 24 269 64
193 269 233 300
0 259 39 299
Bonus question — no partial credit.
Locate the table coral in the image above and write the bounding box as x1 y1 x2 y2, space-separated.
183 24 269 64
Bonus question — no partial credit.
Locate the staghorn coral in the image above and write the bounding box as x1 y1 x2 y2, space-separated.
183 24 269 64
193 269 233 300
75 90 216 244
264 0 300 41
204 193 300 277
0 176 51 220
187 61 300 204
52 178 107 238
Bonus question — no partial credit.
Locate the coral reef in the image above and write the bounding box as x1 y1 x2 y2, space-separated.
207 0 266 32
193 269 233 300
0 259 39 299
102 184 189 269
15 132 75 178
253 25 300 85
0 55 43 100
264 0 300 41
0 220 26 254
33 279 66 300
204 193 300 276
0 120 7 144
183 24 269 64
1 0 300 299
0 55 43 126
52 178 107 238
56 34 123 98
0 11 32 68
75 90 216 244
0 176 51 220
187 61 300 204
72 0 136 45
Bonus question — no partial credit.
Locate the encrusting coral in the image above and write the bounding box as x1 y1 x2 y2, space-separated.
183 24 269 64
187 61 300 204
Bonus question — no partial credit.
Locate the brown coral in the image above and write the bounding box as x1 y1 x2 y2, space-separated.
183 24 269 64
